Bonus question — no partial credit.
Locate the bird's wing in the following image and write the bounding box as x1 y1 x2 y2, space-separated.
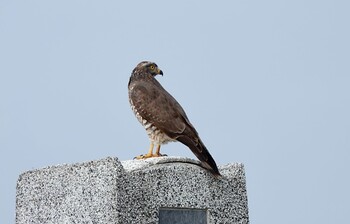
129 79 190 136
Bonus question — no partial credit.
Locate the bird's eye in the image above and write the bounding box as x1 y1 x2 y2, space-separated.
150 65 155 70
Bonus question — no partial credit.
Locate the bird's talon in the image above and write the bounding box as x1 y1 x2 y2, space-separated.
134 154 150 160
133 155 143 160
134 153 167 160
155 153 167 157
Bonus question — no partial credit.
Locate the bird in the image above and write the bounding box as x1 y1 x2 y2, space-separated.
128 61 220 176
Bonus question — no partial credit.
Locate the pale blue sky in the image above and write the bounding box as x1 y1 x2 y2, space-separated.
1 1 349 223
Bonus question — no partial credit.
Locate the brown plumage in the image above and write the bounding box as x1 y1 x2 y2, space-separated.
128 61 220 176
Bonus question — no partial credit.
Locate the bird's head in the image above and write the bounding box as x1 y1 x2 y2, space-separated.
133 61 163 77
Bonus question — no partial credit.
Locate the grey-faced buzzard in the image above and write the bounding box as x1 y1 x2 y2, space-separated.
128 61 220 176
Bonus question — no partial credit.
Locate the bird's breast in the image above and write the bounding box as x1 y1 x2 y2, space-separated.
130 103 175 145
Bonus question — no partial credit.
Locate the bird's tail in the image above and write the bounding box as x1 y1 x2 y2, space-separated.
177 136 221 177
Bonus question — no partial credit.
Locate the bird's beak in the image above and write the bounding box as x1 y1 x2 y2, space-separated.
157 68 163 76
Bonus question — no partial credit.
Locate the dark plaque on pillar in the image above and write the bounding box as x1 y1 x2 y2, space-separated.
159 208 207 224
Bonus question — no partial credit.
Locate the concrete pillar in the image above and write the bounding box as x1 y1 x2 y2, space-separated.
16 156 249 223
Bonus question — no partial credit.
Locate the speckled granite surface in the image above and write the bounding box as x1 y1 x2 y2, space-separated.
16 156 249 224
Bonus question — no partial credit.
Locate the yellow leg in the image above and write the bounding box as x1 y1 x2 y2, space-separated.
155 144 161 156
154 144 167 157
145 142 154 157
